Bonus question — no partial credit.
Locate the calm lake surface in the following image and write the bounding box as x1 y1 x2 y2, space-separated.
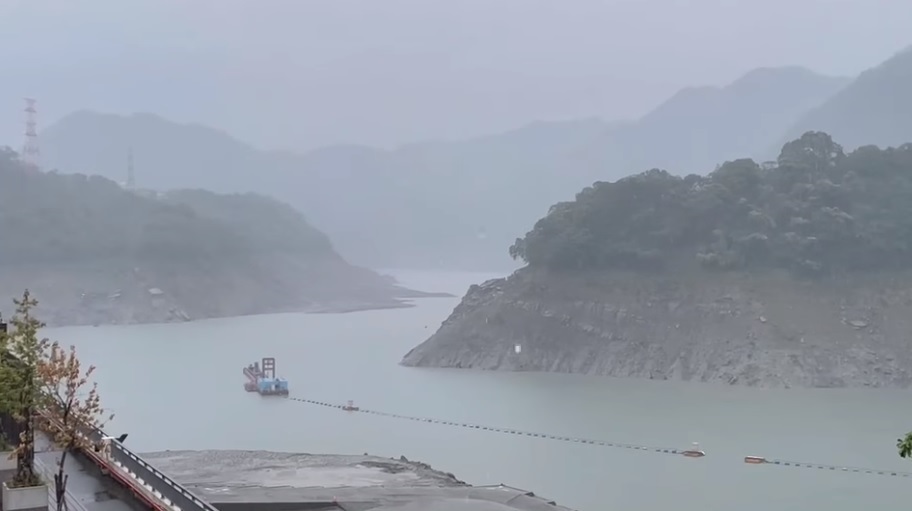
47 269 912 511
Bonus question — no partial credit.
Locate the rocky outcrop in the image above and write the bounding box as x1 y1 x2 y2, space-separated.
401 267 912 388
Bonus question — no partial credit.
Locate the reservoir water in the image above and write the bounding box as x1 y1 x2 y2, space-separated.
47 269 912 511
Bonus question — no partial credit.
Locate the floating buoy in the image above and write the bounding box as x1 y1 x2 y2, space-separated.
682 442 706 457
286 395 702 459
514 344 522 354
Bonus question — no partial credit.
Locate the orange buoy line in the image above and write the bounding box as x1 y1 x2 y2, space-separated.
285 395 704 458
743 455 912 478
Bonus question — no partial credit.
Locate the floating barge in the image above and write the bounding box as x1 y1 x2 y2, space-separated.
243 357 289 396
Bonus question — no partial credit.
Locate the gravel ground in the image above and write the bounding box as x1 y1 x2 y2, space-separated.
141 450 468 489
141 450 577 511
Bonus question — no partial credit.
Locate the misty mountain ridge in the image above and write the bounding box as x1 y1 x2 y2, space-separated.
782 44 912 150
608 65 851 172
39 63 857 270
0 149 424 326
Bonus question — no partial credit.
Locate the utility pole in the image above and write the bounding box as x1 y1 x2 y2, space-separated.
126 147 135 189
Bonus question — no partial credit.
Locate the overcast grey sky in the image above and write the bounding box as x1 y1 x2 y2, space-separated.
0 0 910 151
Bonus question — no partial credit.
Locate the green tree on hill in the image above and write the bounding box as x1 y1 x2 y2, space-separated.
0 290 48 487
509 131 912 276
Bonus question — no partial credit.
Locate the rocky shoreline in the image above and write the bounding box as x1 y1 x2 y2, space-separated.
30 291 448 328
402 267 912 389
0 259 452 327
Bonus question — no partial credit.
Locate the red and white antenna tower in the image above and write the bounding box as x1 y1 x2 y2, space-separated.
22 98 40 170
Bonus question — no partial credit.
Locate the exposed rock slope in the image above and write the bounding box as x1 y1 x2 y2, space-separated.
402 268 912 388
403 132 912 389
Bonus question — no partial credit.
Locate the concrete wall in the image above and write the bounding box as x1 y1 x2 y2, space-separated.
1 482 47 511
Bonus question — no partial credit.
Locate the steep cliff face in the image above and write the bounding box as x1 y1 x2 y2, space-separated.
401 268 912 388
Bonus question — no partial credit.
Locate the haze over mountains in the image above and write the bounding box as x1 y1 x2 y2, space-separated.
37 47 912 271
781 46 912 149
5 0 908 151
0 149 425 326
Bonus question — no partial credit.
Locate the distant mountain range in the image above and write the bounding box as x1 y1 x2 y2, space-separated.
780 46 912 150
37 46 912 271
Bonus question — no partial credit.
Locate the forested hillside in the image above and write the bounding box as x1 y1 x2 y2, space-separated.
0 149 418 326
509 131 912 276
0 149 338 264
